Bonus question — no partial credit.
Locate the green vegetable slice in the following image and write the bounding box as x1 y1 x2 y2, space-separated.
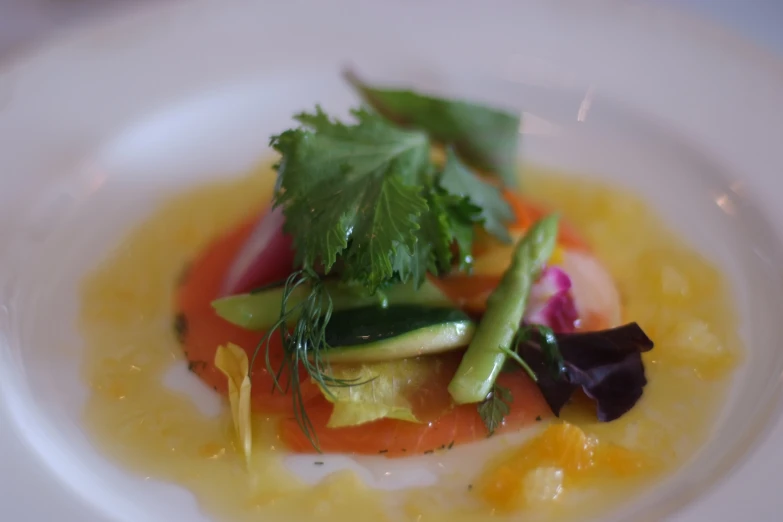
212 280 451 331
321 305 476 363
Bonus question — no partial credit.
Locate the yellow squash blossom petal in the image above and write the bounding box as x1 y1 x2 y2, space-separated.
215 343 252 464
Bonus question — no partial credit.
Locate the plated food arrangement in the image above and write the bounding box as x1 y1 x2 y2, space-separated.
80 72 742 521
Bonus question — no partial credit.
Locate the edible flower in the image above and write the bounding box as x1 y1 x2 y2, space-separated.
523 266 579 334
214 343 252 464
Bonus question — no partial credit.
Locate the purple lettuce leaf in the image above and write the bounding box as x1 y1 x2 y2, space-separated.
519 323 654 422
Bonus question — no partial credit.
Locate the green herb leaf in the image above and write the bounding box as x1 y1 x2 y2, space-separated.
477 384 513 436
440 148 514 242
341 173 430 290
272 107 430 283
346 71 521 187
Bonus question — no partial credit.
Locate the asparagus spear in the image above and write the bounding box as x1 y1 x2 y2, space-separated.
447 214 559 404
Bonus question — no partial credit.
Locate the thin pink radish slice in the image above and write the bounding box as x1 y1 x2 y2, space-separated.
219 205 296 296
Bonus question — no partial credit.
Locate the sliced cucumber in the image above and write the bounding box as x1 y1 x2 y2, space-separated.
321 305 476 363
212 280 452 331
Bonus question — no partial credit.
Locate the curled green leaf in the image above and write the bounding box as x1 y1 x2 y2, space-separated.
346 70 521 187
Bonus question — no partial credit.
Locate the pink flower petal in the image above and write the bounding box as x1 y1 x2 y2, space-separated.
524 266 579 333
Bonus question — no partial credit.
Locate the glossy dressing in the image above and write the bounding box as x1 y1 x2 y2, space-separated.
80 165 741 521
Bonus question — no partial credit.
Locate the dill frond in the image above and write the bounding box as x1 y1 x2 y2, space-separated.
250 269 365 451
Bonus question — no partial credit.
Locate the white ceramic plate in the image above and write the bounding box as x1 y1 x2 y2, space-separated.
2 1 783 520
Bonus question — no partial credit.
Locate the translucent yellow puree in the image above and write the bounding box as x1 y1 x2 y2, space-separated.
80 164 742 522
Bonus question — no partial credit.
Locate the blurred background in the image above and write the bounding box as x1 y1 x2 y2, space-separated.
1 0 783 60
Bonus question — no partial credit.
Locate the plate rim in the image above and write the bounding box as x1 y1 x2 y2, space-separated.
2 1 783 521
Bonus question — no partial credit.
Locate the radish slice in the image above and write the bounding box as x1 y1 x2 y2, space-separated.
560 251 622 330
219 205 296 296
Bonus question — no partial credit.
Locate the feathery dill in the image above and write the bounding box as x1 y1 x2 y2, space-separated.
252 270 363 450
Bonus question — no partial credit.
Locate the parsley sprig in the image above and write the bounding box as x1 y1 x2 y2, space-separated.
477 384 513 436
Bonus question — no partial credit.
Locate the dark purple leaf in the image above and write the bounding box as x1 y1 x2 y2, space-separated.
519 323 654 422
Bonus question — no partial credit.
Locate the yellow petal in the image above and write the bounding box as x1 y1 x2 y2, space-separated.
214 343 252 464
318 359 429 428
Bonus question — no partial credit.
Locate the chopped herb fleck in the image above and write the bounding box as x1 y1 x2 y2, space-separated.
187 360 207 373
424 450 434 455
174 313 188 343
379 449 388 454
447 441 454 450
314 461 324 466
477 384 513 436
536 415 542 422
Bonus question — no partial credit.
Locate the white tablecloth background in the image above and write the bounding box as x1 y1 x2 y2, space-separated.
2 0 783 59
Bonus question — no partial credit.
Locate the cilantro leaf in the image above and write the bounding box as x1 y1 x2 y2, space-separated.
477 384 513 436
346 71 521 187
439 148 514 243
272 107 430 286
